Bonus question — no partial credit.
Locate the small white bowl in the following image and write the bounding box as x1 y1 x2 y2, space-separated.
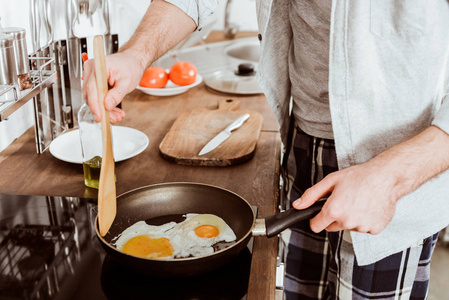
136 74 203 96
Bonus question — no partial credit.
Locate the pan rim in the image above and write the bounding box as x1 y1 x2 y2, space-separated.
95 182 256 262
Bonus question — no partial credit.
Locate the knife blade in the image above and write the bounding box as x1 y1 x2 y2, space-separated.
198 113 251 156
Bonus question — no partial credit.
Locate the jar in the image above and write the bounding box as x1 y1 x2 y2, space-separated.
78 103 116 189
0 33 17 87
0 27 32 90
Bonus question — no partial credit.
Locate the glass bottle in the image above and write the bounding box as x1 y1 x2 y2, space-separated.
78 103 115 189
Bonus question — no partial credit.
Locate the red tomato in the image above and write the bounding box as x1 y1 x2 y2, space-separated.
81 52 89 63
139 67 169 88
169 61 197 86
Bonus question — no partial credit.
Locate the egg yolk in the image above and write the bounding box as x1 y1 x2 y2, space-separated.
194 225 220 238
122 236 174 258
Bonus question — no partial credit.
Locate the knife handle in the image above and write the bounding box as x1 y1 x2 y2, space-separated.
226 113 250 132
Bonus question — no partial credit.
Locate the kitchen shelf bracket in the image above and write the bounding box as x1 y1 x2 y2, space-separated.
0 57 57 121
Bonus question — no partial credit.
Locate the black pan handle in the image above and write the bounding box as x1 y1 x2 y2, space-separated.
264 198 326 238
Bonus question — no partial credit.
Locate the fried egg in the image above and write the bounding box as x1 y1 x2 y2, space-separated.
114 214 237 260
114 221 178 259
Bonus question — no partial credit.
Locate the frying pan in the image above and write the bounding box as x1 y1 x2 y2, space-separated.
95 182 324 277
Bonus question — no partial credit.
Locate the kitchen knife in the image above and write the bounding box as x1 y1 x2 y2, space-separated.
199 113 251 156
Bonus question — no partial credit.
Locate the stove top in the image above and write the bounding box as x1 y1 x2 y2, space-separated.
0 193 254 300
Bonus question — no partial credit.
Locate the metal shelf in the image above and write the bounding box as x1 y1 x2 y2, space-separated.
0 57 57 122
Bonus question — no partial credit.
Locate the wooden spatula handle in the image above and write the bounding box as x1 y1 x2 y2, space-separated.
94 35 116 237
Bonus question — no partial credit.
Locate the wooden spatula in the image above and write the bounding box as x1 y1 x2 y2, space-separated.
94 35 116 236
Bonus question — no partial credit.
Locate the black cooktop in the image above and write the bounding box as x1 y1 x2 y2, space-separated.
0 193 254 300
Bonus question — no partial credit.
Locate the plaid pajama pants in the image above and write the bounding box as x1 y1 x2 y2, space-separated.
282 127 439 300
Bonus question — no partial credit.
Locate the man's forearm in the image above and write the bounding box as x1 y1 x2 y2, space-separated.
119 0 196 70
370 125 449 200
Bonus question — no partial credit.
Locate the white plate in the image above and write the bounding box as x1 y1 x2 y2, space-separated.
136 74 203 96
49 126 149 164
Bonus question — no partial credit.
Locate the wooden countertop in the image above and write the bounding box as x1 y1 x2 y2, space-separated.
0 31 282 299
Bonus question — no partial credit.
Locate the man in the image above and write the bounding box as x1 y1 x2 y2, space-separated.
83 0 449 298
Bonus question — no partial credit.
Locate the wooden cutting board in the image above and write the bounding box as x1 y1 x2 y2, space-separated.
159 99 263 166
